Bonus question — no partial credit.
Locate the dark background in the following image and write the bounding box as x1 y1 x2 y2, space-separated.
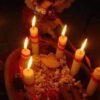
0 0 100 99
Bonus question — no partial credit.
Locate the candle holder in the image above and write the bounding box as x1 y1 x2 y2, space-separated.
4 38 99 100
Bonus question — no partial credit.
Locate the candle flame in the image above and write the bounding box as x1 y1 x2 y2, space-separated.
32 16 36 27
24 37 29 49
80 38 88 51
61 25 67 36
27 56 33 70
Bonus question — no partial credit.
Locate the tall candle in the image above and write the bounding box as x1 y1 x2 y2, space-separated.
71 38 87 76
87 67 100 96
30 16 39 55
56 25 68 59
23 56 34 85
20 37 30 73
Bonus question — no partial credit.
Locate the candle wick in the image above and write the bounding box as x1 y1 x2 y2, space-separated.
25 48 27 52
27 68 30 71
32 25 35 28
62 35 65 38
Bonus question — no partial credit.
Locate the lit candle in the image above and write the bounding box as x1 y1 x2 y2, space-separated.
23 56 34 85
87 67 100 96
20 37 30 72
56 25 68 59
71 38 88 76
30 16 39 55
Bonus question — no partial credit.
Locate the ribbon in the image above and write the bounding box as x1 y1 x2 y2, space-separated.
21 54 30 58
30 35 39 44
31 40 39 44
30 35 39 39
91 73 100 84
21 50 30 58
74 57 82 63
57 42 65 51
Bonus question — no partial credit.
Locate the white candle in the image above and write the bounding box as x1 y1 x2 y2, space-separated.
71 38 87 76
56 25 68 59
20 37 30 74
23 56 34 85
30 16 39 55
87 67 100 96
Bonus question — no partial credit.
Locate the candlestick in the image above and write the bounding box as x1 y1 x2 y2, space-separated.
56 25 68 59
20 37 30 72
30 16 39 55
86 67 100 96
23 56 34 85
71 38 87 76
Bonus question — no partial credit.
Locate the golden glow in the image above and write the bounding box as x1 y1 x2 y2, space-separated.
24 37 29 49
80 38 88 51
61 25 67 36
27 56 33 70
32 16 36 27
94 67 100 78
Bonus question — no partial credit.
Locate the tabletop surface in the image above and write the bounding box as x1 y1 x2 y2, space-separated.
0 0 100 99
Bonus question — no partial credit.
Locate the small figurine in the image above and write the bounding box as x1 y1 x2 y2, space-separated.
24 0 74 39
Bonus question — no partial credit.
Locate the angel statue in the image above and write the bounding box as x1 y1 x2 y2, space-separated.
23 0 74 39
